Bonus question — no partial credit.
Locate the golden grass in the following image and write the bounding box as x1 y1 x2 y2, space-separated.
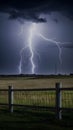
0 76 73 89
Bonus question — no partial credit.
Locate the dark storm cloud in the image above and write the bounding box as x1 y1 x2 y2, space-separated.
0 0 47 23
8 9 47 23
0 0 73 23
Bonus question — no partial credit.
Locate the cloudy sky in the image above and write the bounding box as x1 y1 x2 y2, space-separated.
0 0 73 75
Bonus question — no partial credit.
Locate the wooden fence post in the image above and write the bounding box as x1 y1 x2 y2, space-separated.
56 83 62 120
8 86 13 113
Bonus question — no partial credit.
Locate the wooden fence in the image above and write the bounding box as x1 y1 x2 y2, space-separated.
0 83 73 120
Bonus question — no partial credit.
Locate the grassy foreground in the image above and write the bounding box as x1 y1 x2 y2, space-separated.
0 76 73 109
0 76 73 130
0 108 73 130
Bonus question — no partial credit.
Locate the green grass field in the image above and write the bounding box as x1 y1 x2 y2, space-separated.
0 76 73 130
0 76 73 108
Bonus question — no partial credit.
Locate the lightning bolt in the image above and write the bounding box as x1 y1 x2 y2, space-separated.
18 23 39 74
18 47 25 74
38 33 62 65
28 23 36 74
18 23 69 74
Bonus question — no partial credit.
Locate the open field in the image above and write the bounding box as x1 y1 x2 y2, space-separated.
0 75 73 108
0 75 73 89
0 76 73 129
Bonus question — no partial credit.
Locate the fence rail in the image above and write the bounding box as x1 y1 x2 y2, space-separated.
0 83 73 119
